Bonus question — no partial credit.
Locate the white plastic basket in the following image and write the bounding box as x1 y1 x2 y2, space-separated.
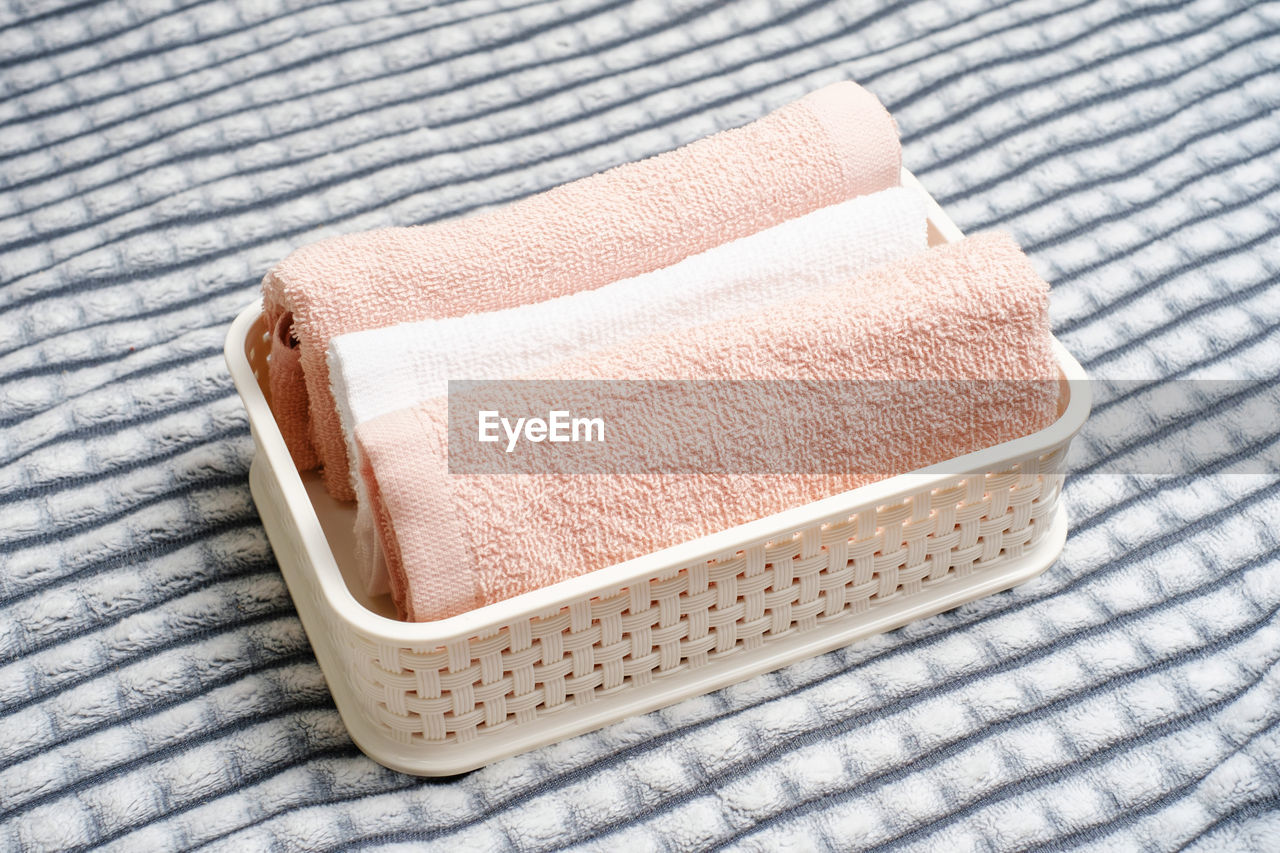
224 170 1091 776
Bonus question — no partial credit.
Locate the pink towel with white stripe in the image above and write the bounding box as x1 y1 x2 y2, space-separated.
261 81 902 498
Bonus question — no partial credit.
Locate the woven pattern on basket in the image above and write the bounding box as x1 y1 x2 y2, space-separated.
335 450 1066 745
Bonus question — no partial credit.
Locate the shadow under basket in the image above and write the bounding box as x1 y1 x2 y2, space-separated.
224 169 1091 776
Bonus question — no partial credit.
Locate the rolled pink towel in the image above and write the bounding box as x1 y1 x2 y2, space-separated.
262 81 901 498
356 232 1062 622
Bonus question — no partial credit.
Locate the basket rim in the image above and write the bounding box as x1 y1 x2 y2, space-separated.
223 168 1092 645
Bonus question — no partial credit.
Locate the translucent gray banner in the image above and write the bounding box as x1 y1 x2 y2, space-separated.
441 378 1280 476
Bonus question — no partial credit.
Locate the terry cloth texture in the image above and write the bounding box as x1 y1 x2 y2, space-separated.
358 231 1059 622
329 185 929 596
2 0 1280 850
262 78 902 500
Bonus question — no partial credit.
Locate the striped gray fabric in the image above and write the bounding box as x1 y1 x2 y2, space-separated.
2 0 1279 849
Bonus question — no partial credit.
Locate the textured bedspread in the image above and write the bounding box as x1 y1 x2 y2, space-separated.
2 0 1279 849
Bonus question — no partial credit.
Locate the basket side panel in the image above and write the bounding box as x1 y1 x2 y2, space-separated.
348 447 1067 746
